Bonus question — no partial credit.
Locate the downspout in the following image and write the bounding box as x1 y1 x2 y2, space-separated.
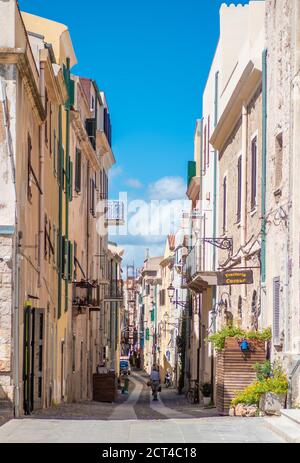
261 49 267 334
38 61 45 288
261 50 267 287
58 107 63 319
212 71 219 272
65 57 71 313
0 78 19 416
241 104 248 303
211 71 219 403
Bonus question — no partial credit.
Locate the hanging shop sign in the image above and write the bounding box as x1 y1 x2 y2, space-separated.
217 269 254 286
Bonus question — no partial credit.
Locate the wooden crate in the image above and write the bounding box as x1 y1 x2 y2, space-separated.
93 373 117 402
216 338 267 415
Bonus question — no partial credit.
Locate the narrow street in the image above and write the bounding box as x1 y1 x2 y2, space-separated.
0 372 283 443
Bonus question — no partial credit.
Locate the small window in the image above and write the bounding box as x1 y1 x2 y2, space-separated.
44 214 48 259
238 295 242 320
53 129 57 176
251 136 257 210
45 91 48 145
251 290 258 330
27 134 32 201
275 133 283 193
75 149 81 193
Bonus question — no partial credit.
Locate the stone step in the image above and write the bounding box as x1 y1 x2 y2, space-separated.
280 409 300 426
264 415 300 443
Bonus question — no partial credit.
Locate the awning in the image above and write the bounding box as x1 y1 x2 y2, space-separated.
188 272 218 292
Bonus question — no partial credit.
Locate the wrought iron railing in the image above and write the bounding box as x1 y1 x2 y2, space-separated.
105 279 123 301
106 200 125 224
185 243 203 281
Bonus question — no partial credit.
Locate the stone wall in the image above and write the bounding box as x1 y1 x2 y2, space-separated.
0 235 13 402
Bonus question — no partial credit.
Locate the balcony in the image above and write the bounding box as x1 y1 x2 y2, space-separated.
106 201 125 226
104 279 123 302
72 280 101 315
186 244 202 282
185 243 217 291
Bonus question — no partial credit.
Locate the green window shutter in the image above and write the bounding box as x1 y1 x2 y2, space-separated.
68 241 73 282
69 160 73 201
187 160 196 187
151 309 155 322
60 146 65 189
146 328 150 341
75 149 81 193
69 79 75 108
61 235 66 279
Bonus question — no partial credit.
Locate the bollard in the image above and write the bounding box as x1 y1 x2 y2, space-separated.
122 374 129 394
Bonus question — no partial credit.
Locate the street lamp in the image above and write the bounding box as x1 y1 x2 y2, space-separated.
167 283 175 301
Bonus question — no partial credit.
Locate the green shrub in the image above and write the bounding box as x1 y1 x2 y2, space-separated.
206 326 272 351
253 360 271 382
231 366 288 407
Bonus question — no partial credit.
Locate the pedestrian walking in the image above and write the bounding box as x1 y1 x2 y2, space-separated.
149 365 161 401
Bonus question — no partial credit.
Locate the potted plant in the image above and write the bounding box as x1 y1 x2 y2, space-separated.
200 382 212 406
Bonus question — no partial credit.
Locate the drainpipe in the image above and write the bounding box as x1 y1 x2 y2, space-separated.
212 72 219 272
241 104 248 303
261 49 267 288
211 71 219 402
38 61 45 288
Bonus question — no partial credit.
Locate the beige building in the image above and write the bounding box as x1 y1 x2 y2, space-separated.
158 236 175 382
0 1 71 414
211 1 265 330
139 256 162 375
0 1 122 415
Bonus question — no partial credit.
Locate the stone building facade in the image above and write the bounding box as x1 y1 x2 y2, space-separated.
264 0 300 405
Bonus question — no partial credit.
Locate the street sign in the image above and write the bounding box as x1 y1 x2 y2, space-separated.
217 269 254 286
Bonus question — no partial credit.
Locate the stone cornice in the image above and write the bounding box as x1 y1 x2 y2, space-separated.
40 49 67 105
210 60 262 153
0 47 46 122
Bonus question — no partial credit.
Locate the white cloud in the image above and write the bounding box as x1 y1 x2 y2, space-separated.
148 176 186 200
126 178 143 189
109 166 123 183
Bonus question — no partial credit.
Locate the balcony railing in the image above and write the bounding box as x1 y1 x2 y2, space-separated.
104 279 123 302
106 201 125 226
72 280 100 313
185 243 202 281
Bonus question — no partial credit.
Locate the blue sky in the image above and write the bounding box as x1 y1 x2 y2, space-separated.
19 0 249 268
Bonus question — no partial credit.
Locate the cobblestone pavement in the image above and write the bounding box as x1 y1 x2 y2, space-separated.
0 371 284 442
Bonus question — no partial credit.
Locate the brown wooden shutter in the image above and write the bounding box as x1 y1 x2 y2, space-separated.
273 277 281 346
